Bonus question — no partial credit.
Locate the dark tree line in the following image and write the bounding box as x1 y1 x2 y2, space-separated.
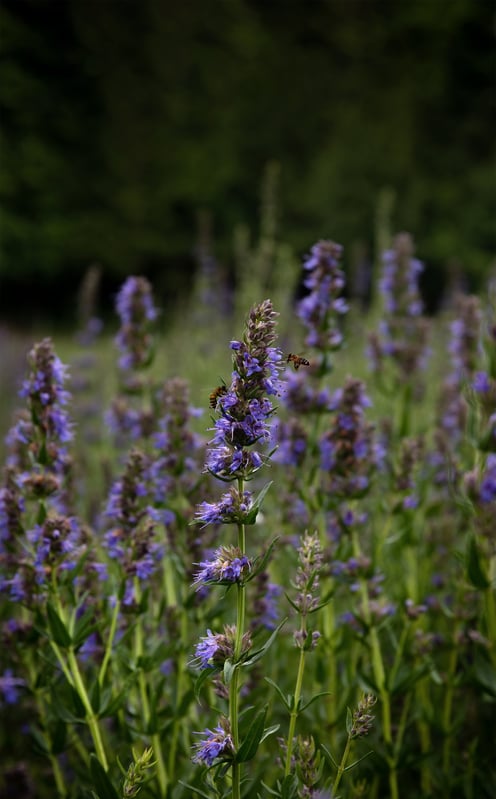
0 0 494 322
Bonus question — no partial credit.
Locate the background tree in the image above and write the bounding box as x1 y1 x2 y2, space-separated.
0 0 494 323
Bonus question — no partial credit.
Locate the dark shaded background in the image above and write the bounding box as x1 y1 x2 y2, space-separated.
0 0 495 325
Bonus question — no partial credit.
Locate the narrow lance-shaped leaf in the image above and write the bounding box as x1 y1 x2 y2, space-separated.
89 754 119 799
46 601 72 648
235 706 267 763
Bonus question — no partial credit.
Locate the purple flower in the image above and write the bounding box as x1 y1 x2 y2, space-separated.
192 721 235 766
448 296 482 380
252 580 282 630
14 340 73 474
194 488 254 528
0 669 25 705
193 545 251 587
201 299 284 482
194 629 225 669
272 419 308 467
103 449 162 592
192 625 250 670
480 455 496 503
367 233 430 380
473 371 491 393
115 276 158 372
319 377 379 498
297 239 347 354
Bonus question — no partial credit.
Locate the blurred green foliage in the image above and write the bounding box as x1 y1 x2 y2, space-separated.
0 0 494 316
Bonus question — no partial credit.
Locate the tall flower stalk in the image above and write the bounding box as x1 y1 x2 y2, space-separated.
283 532 324 777
367 232 430 436
191 299 284 797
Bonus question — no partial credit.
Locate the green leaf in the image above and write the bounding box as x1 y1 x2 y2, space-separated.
242 619 287 667
73 608 98 649
194 667 216 701
344 750 374 771
260 723 280 743
46 601 72 647
466 533 490 589
320 743 339 769
236 706 267 762
264 677 292 711
247 537 279 583
390 662 430 694
50 684 86 722
472 651 496 697
89 755 119 799
223 658 236 686
99 675 137 717
280 774 300 799
178 782 213 799
29 726 49 755
51 720 67 755
245 481 273 524
298 691 333 713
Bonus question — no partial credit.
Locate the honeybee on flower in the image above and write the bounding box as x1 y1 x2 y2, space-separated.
209 384 228 409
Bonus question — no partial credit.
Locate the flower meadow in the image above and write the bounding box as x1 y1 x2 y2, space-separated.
1 235 495 799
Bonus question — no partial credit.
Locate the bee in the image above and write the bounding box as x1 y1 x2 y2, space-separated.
209 383 228 409
287 353 310 370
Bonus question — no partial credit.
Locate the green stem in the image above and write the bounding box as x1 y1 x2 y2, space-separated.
416 677 432 796
25 651 67 797
50 593 108 771
442 642 458 782
332 734 352 797
351 530 397 799
284 643 306 776
230 673 241 799
99 598 121 686
66 647 108 770
133 579 168 798
230 477 247 799
323 585 338 744
485 555 496 666
167 545 195 785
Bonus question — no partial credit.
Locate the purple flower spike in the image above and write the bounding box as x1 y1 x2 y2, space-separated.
115 276 158 372
201 299 284 482
192 719 235 766
298 239 347 354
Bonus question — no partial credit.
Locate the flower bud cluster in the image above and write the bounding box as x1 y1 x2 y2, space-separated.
392 436 424 510
350 693 377 738
463 454 496 550
319 377 382 497
115 276 157 372
298 239 348 352
367 233 430 381
122 746 155 798
7 340 74 493
106 276 159 441
291 532 323 650
434 295 484 465
277 735 323 797
448 294 482 380
272 419 308 467
0 341 78 603
103 449 162 604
